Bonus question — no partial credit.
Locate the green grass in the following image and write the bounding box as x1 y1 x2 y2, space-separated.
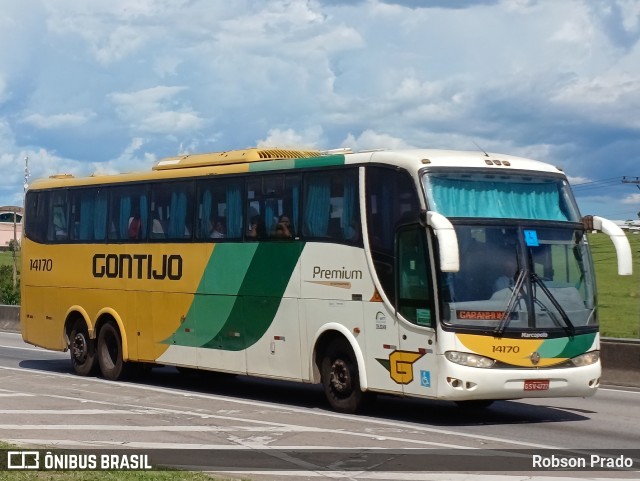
588 232 640 338
0 251 18 268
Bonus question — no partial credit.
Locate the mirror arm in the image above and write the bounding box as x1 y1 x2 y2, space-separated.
585 215 633 276
426 211 459 272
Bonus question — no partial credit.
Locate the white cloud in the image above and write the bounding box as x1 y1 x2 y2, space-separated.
622 193 640 205
91 137 156 175
617 0 640 32
567 175 592 185
0 76 8 104
340 130 415 151
21 111 95 129
257 127 324 149
110 86 203 134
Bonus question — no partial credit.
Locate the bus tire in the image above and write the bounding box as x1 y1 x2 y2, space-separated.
69 321 96 376
454 400 494 410
321 338 364 414
97 322 125 381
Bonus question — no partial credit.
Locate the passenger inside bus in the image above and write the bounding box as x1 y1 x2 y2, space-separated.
210 219 225 238
151 212 165 238
493 253 518 292
128 207 141 240
273 215 293 239
247 215 266 239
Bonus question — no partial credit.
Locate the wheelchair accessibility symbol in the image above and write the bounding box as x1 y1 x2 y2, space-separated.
420 370 431 388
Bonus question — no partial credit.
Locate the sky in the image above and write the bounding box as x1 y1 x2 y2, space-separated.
1 0 639 220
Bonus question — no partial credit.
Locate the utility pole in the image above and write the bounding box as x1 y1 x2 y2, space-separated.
13 157 30 290
622 176 640 191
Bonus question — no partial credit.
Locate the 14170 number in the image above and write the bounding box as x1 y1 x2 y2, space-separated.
29 258 53 271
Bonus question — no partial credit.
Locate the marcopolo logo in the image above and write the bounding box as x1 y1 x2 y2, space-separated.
92 254 183 280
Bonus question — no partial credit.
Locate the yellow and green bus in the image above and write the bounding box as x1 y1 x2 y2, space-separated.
21 147 632 412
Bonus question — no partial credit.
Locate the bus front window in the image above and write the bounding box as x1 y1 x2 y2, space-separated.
440 226 596 332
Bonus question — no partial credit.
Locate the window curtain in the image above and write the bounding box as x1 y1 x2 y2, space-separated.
139 195 148 239
79 196 94 240
341 178 356 237
292 184 299 236
226 184 242 238
93 191 107 240
169 191 187 238
119 196 132 239
304 175 331 236
428 178 568 220
265 199 277 233
200 189 212 238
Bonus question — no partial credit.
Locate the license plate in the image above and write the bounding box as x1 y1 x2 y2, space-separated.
524 380 550 391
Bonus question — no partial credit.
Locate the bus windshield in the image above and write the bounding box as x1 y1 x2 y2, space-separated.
423 171 581 222
439 225 597 332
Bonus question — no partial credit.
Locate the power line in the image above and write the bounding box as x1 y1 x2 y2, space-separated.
571 177 620 187
622 176 640 191
572 180 623 193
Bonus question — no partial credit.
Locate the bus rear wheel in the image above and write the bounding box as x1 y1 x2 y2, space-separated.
69 321 96 376
97 322 125 381
321 339 364 414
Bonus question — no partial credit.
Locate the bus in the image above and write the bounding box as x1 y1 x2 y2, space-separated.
20 147 633 413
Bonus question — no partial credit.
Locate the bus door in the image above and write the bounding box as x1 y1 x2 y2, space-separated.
395 225 438 397
362 300 401 394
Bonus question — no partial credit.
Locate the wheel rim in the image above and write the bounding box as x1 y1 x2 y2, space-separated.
72 333 88 364
329 359 352 397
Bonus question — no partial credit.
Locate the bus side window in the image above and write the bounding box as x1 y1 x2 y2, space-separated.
108 186 149 241
25 191 49 244
68 188 108 242
366 166 420 304
396 225 433 327
302 169 360 244
48 191 68 242
245 174 300 241
151 181 194 240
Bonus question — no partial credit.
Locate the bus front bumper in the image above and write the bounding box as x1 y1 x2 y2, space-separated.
436 360 601 401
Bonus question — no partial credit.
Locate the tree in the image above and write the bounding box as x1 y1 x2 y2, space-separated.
0 265 19 305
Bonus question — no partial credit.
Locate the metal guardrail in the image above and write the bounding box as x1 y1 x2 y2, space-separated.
1 305 638 387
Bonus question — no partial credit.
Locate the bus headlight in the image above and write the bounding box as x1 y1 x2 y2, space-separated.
445 351 496 368
570 351 599 367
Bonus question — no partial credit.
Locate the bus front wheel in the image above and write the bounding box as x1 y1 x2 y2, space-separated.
69 321 96 376
97 322 125 381
321 339 364 414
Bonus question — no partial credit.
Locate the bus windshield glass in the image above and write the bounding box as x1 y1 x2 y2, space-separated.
439 225 597 332
423 171 581 221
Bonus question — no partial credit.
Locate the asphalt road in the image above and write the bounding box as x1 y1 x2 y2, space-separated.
1 331 638 480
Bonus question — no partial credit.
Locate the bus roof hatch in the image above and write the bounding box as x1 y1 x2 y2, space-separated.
153 147 321 170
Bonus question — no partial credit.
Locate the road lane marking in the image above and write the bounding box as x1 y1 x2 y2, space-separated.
0 409 151 415
0 342 64 352
0 424 326 432
0 365 578 450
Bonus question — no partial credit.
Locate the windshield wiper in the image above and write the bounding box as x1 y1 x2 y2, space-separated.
494 269 527 338
530 272 575 338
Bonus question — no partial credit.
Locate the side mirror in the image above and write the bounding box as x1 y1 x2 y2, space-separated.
584 215 633 276
426 211 459 272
